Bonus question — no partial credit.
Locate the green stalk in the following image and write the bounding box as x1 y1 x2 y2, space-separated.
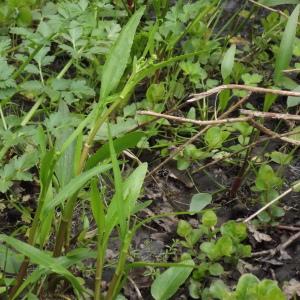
94 237 105 300
105 232 132 300
21 97 43 127
0 104 7 130
9 154 57 299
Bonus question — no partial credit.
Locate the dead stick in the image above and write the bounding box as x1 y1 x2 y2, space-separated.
248 0 300 26
187 84 300 103
244 181 300 223
250 120 300 146
279 231 300 251
276 225 300 232
138 111 251 126
240 109 300 121
252 231 300 257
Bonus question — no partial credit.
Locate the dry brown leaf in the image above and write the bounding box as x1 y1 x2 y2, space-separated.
248 224 272 243
283 279 300 299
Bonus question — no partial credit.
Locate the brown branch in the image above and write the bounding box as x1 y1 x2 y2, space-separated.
248 0 300 26
250 120 300 146
187 84 300 103
276 225 300 232
138 111 251 126
251 231 300 258
244 181 300 223
240 109 300 121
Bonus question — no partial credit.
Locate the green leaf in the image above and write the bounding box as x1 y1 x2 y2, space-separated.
100 6 145 99
292 180 300 192
221 44 236 80
209 280 231 300
54 102 76 187
209 263 224 276
274 5 300 84
255 164 282 191
241 73 263 86
259 0 299 6
177 220 193 238
287 86 300 107
270 151 293 165
108 125 126 238
151 259 195 300
202 210 217 227
205 127 230 149
146 83 166 103
86 132 144 170
0 243 23 274
221 221 248 242
17 7 32 26
235 274 259 299
38 185 54 247
44 164 111 211
104 163 147 243
257 279 285 300
0 235 83 293
176 157 190 170
289 126 300 141
188 279 201 299
189 193 212 212
122 162 148 216
90 179 105 233
216 236 233 257
264 93 278 112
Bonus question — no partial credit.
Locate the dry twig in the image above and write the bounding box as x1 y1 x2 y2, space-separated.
252 231 300 258
187 84 300 103
244 181 300 223
250 120 300 146
138 111 251 126
276 225 300 232
240 109 300 121
248 0 300 26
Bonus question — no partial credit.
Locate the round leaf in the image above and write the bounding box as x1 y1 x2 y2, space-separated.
189 193 212 212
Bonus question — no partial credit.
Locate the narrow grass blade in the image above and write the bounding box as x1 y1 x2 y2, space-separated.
90 179 105 233
54 102 76 187
86 131 145 170
0 235 83 294
108 125 126 238
44 164 111 211
259 0 298 6
38 185 54 247
100 6 145 99
274 5 300 84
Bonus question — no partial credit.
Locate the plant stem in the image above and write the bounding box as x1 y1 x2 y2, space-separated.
105 232 132 300
94 237 104 300
9 155 56 299
0 104 7 130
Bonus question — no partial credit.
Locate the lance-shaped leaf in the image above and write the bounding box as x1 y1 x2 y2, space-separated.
274 5 300 84
100 7 145 99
